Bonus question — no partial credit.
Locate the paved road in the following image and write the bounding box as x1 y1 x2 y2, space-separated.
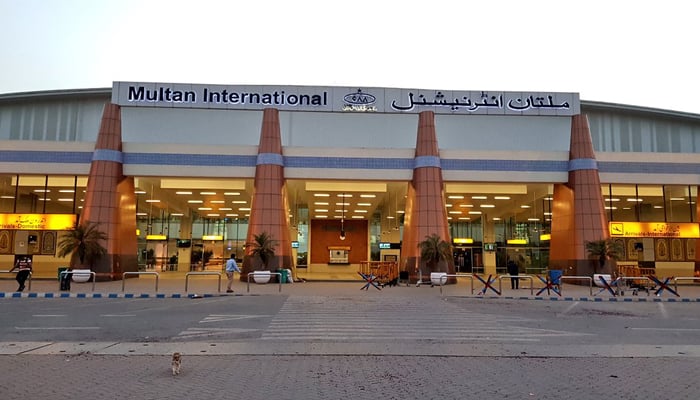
2 290 700 399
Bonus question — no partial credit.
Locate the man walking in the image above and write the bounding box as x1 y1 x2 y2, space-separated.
10 256 32 292
225 253 241 293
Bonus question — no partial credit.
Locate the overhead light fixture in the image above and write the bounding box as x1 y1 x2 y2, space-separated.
340 193 346 240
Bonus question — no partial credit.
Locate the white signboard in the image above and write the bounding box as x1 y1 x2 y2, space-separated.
112 82 579 116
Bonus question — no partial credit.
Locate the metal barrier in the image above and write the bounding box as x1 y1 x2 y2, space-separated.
59 270 96 292
185 271 222 293
246 272 282 293
498 274 534 296
615 276 653 296
437 273 475 296
0 270 32 291
122 271 160 293
674 276 700 292
558 276 593 296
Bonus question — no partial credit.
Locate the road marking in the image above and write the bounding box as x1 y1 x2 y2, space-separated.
557 302 580 317
260 296 587 342
15 327 100 330
200 314 271 323
32 315 66 317
176 327 260 339
100 314 136 317
631 328 700 331
658 302 668 319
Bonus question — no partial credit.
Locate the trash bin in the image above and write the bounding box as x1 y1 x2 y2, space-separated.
278 269 289 284
58 267 68 281
548 270 563 285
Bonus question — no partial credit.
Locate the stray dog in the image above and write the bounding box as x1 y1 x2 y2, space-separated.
382 277 398 288
171 352 182 376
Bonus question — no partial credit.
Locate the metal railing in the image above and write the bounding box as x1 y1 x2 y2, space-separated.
559 276 593 296
0 270 32 291
246 272 282 293
60 270 96 292
615 276 653 296
185 272 222 293
436 273 475 296
674 276 700 292
498 274 534 296
122 271 160 293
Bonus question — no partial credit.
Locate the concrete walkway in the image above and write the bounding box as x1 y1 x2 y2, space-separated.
2 272 699 301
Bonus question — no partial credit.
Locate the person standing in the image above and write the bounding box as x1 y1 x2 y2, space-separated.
225 253 241 293
507 259 519 290
10 256 32 292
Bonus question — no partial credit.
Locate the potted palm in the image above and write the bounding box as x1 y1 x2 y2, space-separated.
418 234 452 286
247 231 277 283
56 221 107 282
585 238 623 286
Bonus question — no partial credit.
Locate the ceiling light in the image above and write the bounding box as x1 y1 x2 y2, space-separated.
338 193 353 198
448 195 464 199
239 207 251 211
198 207 212 210
315 209 328 212
494 196 511 200
314 202 329 205
357 203 371 206
135 190 146 194
468 211 482 215
219 207 232 211
188 200 203 204
480 204 495 208
471 195 487 200
145 199 160 203
200 191 216 195
520 205 531 208
176 191 192 195
314 193 330 197
211 200 225 204
224 192 240 196
360 194 376 198
59 189 75 193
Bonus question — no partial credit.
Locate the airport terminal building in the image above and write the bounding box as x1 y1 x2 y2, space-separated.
0 82 698 282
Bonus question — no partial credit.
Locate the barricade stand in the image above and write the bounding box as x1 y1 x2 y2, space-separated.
358 271 381 291
593 275 619 297
122 271 160 293
60 270 96 292
246 272 282 293
0 270 32 291
673 276 700 293
437 273 474 296
474 274 501 296
559 276 593 296
185 272 222 293
648 275 680 297
535 275 560 296
497 275 534 296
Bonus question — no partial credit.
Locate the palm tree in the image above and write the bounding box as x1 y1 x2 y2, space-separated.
56 221 108 269
247 231 277 271
418 233 452 273
585 238 623 275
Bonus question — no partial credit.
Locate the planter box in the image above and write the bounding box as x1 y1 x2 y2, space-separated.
253 271 271 284
430 272 448 286
72 269 92 283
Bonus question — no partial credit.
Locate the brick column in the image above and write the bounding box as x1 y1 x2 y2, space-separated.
243 108 293 277
550 114 608 275
80 103 138 281
402 111 454 283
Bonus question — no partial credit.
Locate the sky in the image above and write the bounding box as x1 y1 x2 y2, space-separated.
1 0 699 114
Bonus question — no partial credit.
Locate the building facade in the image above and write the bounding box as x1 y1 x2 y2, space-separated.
0 82 698 282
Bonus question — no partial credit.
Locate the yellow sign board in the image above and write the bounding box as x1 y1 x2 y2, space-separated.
609 222 699 238
0 214 77 230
